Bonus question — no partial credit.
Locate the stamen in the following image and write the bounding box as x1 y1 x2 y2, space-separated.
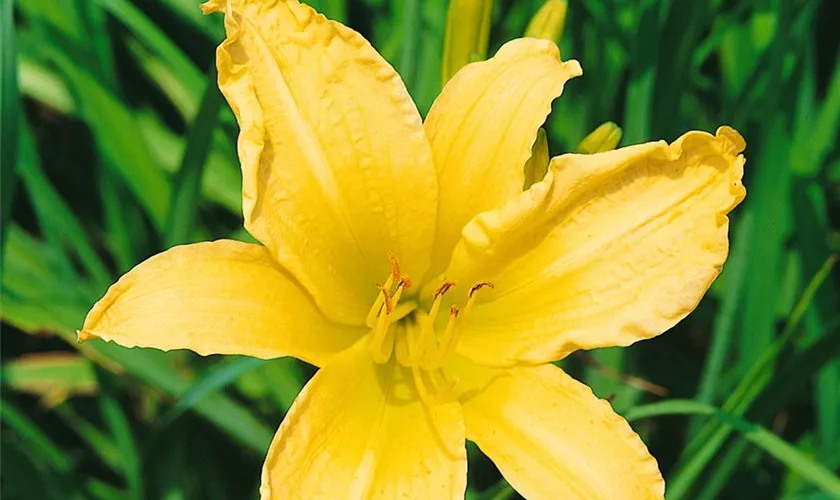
368 261 417 364
390 280 408 311
369 304 392 362
463 281 494 322
431 370 458 402
429 280 454 323
365 274 394 326
406 280 454 366
434 280 455 299
396 322 416 366
371 325 395 364
469 281 495 297
427 305 460 369
389 253 401 282
412 367 457 405
411 365 433 405
365 257 494 404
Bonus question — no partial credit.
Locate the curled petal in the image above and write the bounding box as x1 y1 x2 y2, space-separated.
445 127 746 365
424 38 581 278
206 0 438 324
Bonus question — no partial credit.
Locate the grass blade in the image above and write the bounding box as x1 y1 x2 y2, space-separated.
737 120 791 373
626 400 840 498
690 212 752 433
162 357 265 425
397 0 422 94
99 376 143 500
0 399 73 473
694 317 840 499
1 352 98 404
669 254 838 498
18 123 112 288
53 403 123 476
621 3 660 143
0 0 19 265
164 67 223 247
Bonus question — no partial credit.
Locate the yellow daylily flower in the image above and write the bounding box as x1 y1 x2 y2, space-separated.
78 0 747 498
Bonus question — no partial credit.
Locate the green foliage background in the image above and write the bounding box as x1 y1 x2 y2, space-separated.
2 0 840 498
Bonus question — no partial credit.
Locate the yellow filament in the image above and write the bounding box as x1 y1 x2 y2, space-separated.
411 366 457 405
369 310 393 363
431 370 458 403
462 281 493 323
408 280 453 367
429 280 454 322
372 326 395 364
368 271 414 363
365 274 394 326
432 306 461 368
390 280 407 310
369 283 398 363
411 365 433 405
405 316 427 366
366 264 493 405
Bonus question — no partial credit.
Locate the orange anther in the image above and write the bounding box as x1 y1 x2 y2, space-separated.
469 281 494 297
388 253 401 281
434 280 456 299
398 276 413 290
450 304 460 317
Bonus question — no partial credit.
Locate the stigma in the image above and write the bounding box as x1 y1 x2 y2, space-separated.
365 257 493 403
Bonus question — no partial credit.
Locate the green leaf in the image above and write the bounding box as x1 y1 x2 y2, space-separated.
1 352 98 402
45 44 171 229
670 254 838 498
0 0 19 265
161 356 265 425
99 373 143 500
690 212 753 434
0 399 73 473
736 120 791 373
53 403 124 476
17 56 76 114
17 122 112 288
164 68 224 247
96 0 205 106
626 400 840 498
397 0 422 94
621 3 660 143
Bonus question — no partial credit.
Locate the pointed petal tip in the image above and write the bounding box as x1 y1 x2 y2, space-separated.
497 38 583 78
716 125 746 155
200 0 224 15
76 330 97 343
563 58 583 77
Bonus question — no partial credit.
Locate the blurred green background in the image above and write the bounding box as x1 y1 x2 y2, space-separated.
2 0 840 498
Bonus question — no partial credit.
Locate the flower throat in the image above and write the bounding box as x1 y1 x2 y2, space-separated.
365 256 492 403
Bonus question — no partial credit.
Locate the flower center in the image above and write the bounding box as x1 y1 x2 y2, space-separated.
365 256 492 404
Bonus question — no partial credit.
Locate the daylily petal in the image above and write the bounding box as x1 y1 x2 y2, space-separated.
204 0 438 324
457 360 665 499
79 240 363 367
261 340 466 499
446 127 746 365
424 38 581 276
